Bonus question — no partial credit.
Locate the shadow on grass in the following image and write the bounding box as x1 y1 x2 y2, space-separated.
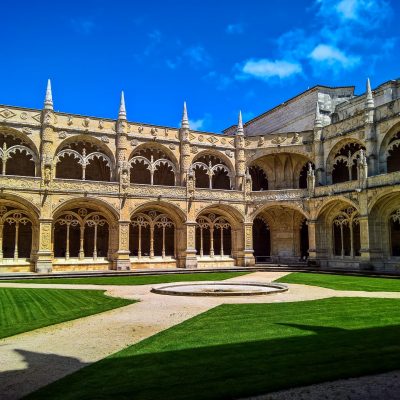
22 323 400 400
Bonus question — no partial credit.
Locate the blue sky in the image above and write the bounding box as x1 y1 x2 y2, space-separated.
1 0 398 132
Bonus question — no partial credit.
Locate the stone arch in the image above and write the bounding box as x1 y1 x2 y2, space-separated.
129 201 185 264
378 122 400 174
252 202 309 222
129 143 178 186
52 198 118 264
248 152 313 190
0 196 39 269
54 136 115 181
246 147 312 166
191 150 234 190
0 127 40 177
326 138 366 184
252 204 308 260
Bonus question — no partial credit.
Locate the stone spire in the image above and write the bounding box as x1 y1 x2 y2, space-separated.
44 79 53 110
314 101 322 128
236 110 244 136
181 101 189 129
365 78 374 109
118 91 127 120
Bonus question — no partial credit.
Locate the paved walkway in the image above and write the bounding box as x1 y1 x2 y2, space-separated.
1 271 400 399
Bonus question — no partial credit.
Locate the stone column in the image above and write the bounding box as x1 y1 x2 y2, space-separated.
180 222 198 268
358 215 372 269
307 220 318 261
242 222 255 267
113 221 131 270
35 219 53 273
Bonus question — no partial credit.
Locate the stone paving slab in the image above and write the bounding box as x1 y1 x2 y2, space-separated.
1 271 400 399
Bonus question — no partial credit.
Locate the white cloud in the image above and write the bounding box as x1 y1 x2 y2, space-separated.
226 23 244 34
239 59 302 80
184 46 212 67
309 44 360 68
189 118 205 130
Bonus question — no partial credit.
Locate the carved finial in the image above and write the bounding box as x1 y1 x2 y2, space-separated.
315 102 322 128
237 110 244 136
181 101 189 129
118 91 127 120
365 78 374 109
44 79 53 110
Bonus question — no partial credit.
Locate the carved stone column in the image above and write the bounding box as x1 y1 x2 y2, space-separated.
180 222 198 268
179 129 191 185
358 215 372 269
113 220 131 270
242 222 255 267
307 220 317 261
35 219 53 273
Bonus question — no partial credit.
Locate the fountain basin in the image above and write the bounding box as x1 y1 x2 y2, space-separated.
151 281 288 297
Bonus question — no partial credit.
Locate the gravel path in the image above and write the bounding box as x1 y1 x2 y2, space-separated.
0 271 399 399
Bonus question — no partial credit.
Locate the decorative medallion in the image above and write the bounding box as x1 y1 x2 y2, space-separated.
271 135 286 145
101 135 109 143
67 116 73 125
58 131 67 139
131 139 138 147
98 120 104 129
191 146 199 154
22 127 32 135
207 136 218 144
198 135 204 142
0 108 16 119
169 143 176 150
83 118 90 128
20 112 28 120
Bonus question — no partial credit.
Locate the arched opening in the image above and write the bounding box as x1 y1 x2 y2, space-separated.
55 142 111 181
54 208 109 261
0 134 37 177
0 206 33 261
386 132 400 173
299 162 315 189
192 154 231 190
252 217 270 262
249 165 268 191
332 207 360 258
129 148 176 186
390 210 400 256
130 210 175 259
332 143 365 184
196 213 232 257
300 219 309 259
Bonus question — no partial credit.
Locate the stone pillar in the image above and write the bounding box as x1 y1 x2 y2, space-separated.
242 222 255 267
358 215 372 269
35 219 53 273
113 221 131 270
180 222 198 268
307 220 317 261
179 129 191 185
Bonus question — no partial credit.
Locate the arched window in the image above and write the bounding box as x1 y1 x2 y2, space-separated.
252 217 270 262
386 132 400 173
192 155 232 190
129 148 176 186
390 209 400 256
55 142 112 181
54 208 109 260
332 143 365 184
249 165 268 191
0 134 37 177
196 213 232 257
332 207 360 257
130 210 175 258
0 206 32 260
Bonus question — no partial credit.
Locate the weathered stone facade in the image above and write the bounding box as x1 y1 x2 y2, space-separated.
0 79 399 273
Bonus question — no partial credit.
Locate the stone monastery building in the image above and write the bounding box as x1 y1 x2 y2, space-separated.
0 78 399 273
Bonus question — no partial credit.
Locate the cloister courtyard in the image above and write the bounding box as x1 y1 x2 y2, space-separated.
1 269 400 399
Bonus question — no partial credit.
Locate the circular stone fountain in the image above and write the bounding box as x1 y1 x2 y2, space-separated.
151 281 288 297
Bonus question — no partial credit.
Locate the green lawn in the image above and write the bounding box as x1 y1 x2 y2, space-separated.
4 272 248 286
276 272 400 292
28 297 400 400
0 288 134 339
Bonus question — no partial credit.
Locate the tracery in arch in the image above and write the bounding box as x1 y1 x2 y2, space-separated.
129 148 176 186
331 143 365 184
53 208 109 260
55 142 111 181
130 210 175 258
249 165 268 191
0 205 33 261
390 209 400 256
385 132 400 173
191 154 232 190
195 213 232 257
332 207 360 258
0 133 37 177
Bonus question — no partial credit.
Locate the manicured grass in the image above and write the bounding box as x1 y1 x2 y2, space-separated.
29 297 400 400
276 272 400 292
4 272 248 286
0 288 134 339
